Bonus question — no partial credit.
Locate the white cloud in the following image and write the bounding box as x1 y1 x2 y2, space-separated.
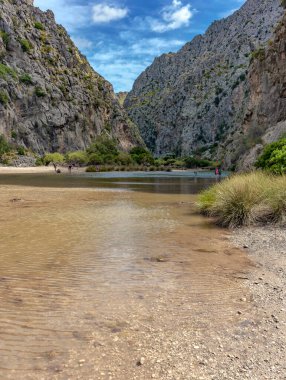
35 1 128 30
92 4 128 24
131 38 183 55
149 0 194 33
71 36 93 51
91 60 148 91
34 0 90 30
90 37 185 91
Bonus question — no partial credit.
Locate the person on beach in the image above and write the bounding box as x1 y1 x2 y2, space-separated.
68 165 72 174
215 167 219 176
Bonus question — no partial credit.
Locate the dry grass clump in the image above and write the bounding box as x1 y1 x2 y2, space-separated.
198 172 286 228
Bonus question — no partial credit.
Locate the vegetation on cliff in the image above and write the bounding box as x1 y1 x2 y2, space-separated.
255 138 286 174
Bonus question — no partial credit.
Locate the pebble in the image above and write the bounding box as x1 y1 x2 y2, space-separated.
137 357 145 366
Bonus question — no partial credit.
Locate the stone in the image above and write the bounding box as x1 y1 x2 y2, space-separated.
137 357 145 366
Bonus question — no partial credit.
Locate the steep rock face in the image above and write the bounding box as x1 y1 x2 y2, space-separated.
0 0 142 153
234 12 286 170
125 0 284 162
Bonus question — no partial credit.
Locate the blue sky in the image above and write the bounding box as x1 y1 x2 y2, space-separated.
34 0 245 92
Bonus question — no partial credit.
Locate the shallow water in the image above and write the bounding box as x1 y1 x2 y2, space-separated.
0 173 250 379
0 170 225 194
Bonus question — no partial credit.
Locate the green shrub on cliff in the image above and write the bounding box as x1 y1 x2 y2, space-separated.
20 73 33 85
255 138 286 174
0 135 12 156
19 38 32 52
0 63 17 80
35 86 46 97
0 90 9 105
34 22 45 31
0 30 9 48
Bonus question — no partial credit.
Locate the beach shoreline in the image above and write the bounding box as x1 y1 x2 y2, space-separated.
0 166 86 174
228 226 286 379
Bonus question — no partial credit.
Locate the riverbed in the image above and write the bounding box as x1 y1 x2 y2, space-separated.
0 172 252 379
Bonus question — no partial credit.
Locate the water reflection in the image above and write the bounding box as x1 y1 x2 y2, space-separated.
0 171 225 194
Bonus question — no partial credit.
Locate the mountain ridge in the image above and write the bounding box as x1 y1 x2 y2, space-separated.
0 0 143 154
125 0 285 168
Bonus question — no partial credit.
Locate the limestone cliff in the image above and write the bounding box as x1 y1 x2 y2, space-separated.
124 0 285 165
234 12 286 170
0 0 142 153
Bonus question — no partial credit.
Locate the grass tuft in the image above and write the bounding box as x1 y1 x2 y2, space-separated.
198 172 286 227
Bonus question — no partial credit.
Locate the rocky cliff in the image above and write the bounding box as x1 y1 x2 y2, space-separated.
125 0 285 166
0 0 142 154
234 10 286 170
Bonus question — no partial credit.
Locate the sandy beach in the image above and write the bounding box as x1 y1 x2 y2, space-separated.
0 166 86 174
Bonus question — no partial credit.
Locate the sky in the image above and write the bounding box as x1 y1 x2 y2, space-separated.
34 0 246 92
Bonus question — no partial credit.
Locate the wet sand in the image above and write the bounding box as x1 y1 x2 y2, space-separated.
0 182 278 379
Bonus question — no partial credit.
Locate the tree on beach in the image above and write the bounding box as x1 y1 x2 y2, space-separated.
43 153 65 172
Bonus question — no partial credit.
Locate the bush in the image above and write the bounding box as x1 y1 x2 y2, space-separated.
0 135 12 157
130 146 154 165
65 151 87 165
86 135 127 164
0 90 9 105
198 172 286 227
87 153 104 165
116 152 133 165
184 156 216 168
0 63 17 79
251 48 265 62
43 152 64 166
20 73 33 85
255 138 286 174
35 156 44 166
35 86 46 97
87 136 118 156
86 166 98 172
259 176 286 225
34 22 45 30
19 38 32 52
0 30 9 48
17 146 26 156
